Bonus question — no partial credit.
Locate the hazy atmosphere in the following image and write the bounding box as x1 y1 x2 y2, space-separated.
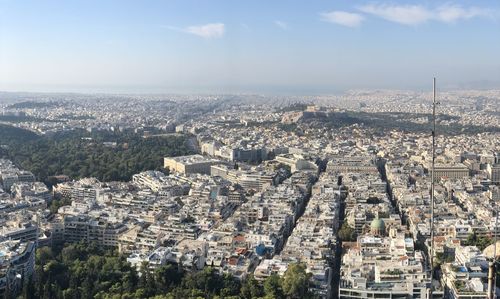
1 0 500 93
1 2 500 299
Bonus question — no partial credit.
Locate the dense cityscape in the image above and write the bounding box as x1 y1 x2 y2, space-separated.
1 90 499 298
2 0 500 298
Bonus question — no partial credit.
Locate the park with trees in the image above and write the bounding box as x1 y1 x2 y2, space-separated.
0 126 192 184
25 242 317 299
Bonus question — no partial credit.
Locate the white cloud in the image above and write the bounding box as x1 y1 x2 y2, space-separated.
274 20 288 30
184 23 225 39
436 4 492 23
320 11 365 27
358 4 432 25
357 3 495 26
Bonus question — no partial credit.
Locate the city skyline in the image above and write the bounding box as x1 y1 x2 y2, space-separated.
1 1 500 298
1 0 500 94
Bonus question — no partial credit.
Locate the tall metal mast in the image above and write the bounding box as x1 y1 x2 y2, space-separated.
490 206 498 299
429 77 437 298
495 209 498 298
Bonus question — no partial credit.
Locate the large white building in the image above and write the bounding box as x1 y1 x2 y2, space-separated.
11 182 51 202
440 246 488 299
0 171 35 192
63 215 128 247
339 224 430 299
275 154 318 173
53 177 103 203
487 163 500 184
164 155 221 175
132 170 187 195
0 220 38 244
210 164 276 191
429 164 469 182
327 156 378 174
0 240 36 298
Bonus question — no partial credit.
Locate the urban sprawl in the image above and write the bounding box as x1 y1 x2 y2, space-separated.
1 90 499 298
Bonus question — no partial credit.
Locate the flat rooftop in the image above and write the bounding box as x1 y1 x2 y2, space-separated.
166 154 219 165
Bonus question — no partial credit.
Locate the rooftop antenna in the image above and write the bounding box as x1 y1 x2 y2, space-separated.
489 206 498 299
495 209 499 299
428 77 437 299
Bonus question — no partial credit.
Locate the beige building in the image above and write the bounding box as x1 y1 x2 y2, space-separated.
327 156 378 174
275 154 318 173
430 164 469 182
164 154 221 175
487 163 500 184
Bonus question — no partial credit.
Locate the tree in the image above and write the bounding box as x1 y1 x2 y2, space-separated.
240 275 264 299
264 274 284 299
463 233 493 251
366 197 380 204
338 222 357 242
28 242 268 299
220 273 241 297
2 129 193 184
61 243 85 264
282 263 312 299
435 251 454 267
155 264 182 293
36 247 54 265
22 276 37 299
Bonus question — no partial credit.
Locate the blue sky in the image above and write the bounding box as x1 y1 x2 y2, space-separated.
0 0 499 94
